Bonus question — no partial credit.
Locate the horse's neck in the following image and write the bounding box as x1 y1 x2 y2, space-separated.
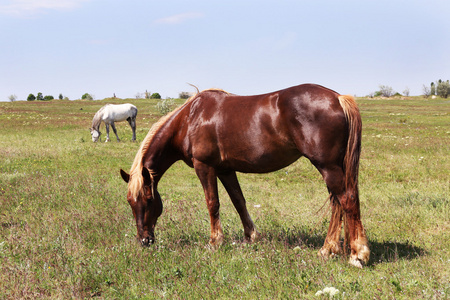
143 122 179 182
92 111 103 129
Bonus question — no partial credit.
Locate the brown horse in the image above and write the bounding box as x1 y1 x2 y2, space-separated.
120 83 370 268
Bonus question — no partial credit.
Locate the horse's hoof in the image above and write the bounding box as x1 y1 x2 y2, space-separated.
318 247 330 259
318 243 341 260
246 230 261 243
349 257 364 268
140 237 154 247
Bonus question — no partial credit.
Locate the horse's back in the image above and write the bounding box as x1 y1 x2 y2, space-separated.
102 103 137 122
181 84 347 173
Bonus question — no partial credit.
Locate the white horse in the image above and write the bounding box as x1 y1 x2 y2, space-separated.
90 103 138 142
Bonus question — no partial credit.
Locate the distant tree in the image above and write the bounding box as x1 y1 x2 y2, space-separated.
378 85 395 97
422 84 431 98
179 91 191 99
430 82 435 96
43 95 54 101
36 92 44 101
436 79 450 98
81 93 93 100
58 93 63 100
402 87 410 97
8 94 17 102
27 93 36 101
150 93 161 99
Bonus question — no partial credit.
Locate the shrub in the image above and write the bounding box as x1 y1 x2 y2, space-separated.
81 93 93 100
59 94 63 100
179 92 191 99
156 98 174 115
436 80 450 98
43 95 54 101
151 93 162 99
27 94 36 101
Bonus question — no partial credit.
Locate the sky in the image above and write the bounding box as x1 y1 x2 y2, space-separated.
1 0 450 101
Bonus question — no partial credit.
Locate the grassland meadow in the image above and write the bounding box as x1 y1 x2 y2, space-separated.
0 96 449 299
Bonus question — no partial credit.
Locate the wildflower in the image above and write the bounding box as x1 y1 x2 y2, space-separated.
316 286 340 298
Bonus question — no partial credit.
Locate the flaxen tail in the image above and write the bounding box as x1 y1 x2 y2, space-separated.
338 95 362 194
338 95 363 254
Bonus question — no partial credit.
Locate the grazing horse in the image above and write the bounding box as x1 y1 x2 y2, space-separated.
90 103 137 142
120 84 370 268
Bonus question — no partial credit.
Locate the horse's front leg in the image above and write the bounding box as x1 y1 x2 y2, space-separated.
193 159 223 246
105 124 111 142
218 171 260 243
111 122 120 142
128 117 137 141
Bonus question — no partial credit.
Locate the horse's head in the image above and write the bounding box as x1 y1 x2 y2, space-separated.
89 128 101 142
120 167 162 247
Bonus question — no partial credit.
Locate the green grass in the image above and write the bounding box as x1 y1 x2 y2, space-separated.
0 97 449 299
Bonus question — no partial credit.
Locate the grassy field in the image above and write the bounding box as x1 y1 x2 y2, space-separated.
0 96 449 299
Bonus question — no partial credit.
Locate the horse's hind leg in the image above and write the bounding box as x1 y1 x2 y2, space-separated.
340 188 370 268
110 122 120 142
127 117 136 141
105 124 111 142
317 166 345 259
318 165 369 267
218 171 260 243
319 193 344 258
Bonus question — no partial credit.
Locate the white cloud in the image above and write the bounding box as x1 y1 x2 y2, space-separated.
0 0 90 16
154 12 204 25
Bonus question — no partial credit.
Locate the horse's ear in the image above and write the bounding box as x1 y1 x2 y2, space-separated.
142 167 152 185
120 169 130 183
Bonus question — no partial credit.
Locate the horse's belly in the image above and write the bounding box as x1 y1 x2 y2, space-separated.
219 145 301 173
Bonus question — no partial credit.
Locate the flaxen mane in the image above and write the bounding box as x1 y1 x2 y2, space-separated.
127 89 229 199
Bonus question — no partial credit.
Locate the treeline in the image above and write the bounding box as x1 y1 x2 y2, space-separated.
367 79 450 98
26 92 66 101
10 81 450 102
